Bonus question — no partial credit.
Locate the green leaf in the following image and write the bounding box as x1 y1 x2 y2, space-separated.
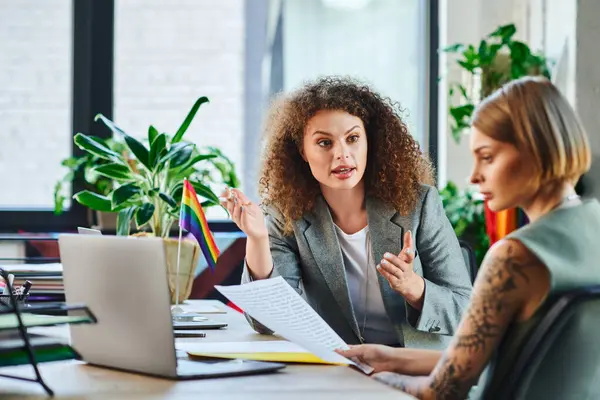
457 60 477 73
53 181 66 215
478 40 489 64
124 135 151 170
111 183 142 208
228 170 240 188
172 96 209 143
189 180 220 204
92 163 132 181
509 41 531 64
73 190 113 212
170 182 184 203
149 133 167 168
117 206 136 236
148 125 159 145
95 114 151 170
488 23 516 43
158 142 194 166
489 43 502 59
159 192 177 208
169 143 194 169
201 200 220 208
175 154 217 172
74 133 121 161
61 156 85 169
135 203 155 227
441 43 464 53
449 104 475 119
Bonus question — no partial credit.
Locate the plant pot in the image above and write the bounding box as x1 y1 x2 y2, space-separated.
162 237 201 304
94 211 117 230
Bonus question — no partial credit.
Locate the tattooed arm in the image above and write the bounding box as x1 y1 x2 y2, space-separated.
372 239 550 399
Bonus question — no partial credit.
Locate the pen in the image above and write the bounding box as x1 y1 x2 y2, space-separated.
21 280 33 296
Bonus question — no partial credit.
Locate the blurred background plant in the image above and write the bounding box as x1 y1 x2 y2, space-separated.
439 181 489 266
443 23 551 143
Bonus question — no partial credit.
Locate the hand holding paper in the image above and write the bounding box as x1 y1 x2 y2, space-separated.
214 276 374 374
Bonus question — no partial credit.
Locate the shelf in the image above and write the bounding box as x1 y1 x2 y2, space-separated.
0 303 96 331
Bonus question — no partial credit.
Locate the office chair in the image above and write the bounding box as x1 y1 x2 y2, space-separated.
459 240 478 284
496 285 600 400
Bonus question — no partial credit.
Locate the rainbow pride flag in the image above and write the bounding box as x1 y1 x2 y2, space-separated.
180 179 220 270
484 202 528 245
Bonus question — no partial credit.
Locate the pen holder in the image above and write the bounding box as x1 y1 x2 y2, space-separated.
0 293 30 310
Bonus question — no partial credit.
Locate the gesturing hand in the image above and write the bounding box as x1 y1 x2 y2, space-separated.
219 188 268 241
377 230 425 310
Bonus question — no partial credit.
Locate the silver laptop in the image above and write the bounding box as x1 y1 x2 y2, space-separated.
58 234 285 379
77 227 103 235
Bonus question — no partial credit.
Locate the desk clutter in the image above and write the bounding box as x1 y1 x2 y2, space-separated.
0 267 97 396
0 263 64 302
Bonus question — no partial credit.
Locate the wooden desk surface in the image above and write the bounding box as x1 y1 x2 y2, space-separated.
0 300 414 399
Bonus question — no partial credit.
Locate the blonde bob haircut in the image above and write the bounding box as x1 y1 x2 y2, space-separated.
472 76 591 187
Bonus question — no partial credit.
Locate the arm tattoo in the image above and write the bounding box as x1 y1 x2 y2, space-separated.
455 244 529 354
373 244 533 399
429 354 477 400
373 372 427 398
426 243 532 399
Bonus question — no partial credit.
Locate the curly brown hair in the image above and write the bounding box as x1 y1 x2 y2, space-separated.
259 76 435 234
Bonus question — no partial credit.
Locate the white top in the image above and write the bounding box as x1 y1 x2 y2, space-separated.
334 224 398 344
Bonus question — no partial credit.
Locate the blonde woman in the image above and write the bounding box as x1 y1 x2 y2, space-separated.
337 76 600 399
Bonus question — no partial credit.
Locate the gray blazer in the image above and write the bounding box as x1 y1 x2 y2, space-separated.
241 184 472 349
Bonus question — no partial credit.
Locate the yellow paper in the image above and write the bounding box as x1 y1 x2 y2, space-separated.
180 341 350 366
188 351 347 365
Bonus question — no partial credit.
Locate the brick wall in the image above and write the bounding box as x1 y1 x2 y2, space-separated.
0 0 72 208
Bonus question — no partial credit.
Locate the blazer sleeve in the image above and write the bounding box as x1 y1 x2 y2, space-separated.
240 207 303 335
406 186 473 335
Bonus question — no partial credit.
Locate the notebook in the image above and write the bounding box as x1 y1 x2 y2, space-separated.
181 341 348 365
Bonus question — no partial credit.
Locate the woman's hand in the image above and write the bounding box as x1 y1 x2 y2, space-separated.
335 344 402 374
220 188 268 240
377 230 425 310
336 345 442 377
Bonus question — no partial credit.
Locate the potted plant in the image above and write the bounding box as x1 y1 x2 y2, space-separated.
64 97 239 303
54 99 239 230
443 23 551 143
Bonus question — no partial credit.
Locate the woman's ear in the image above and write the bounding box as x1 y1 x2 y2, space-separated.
299 146 307 162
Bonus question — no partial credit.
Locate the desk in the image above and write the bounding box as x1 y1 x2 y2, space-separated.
0 300 414 399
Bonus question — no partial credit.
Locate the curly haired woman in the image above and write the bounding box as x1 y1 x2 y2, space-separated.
221 77 472 349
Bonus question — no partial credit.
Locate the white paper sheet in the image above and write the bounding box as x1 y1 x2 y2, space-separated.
215 276 374 373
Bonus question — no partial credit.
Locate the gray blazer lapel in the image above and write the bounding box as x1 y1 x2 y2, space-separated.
366 197 404 266
303 197 360 338
366 197 407 339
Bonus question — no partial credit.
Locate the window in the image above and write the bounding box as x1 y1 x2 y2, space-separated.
0 0 72 209
0 0 437 231
282 0 426 144
114 0 245 219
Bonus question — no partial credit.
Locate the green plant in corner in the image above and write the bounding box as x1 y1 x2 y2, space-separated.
443 23 551 143
66 96 239 237
439 181 489 266
54 139 128 215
